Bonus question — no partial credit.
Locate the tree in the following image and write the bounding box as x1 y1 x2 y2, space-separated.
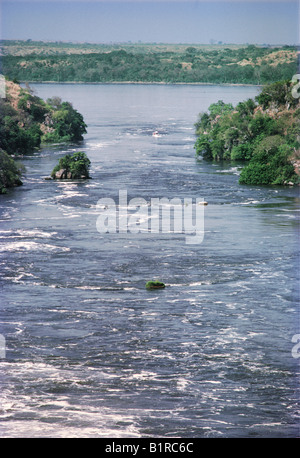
194 135 212 159
0 114 41 155
256 80 298 110
207 100 234 120
46 96 62 109
231 143 254 161
248 114 282 139
239 136 297 185
236 98 256 117
18 93 48 122
49 102 87 142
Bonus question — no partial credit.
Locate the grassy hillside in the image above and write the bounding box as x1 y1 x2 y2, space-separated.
1 41 297 85
0 40 257 56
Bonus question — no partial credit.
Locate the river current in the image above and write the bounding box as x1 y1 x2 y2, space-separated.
0 83 299 438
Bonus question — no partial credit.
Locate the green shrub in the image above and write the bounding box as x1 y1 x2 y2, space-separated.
41 131 71 144
239 139 298 185
194 135 212 159
48 102 87 143
0 114 42 155
18 93 48 123
231 143 253 161
239 162 277 185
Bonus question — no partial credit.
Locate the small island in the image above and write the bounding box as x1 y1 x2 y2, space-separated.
51 152 91 180
146 281 166 290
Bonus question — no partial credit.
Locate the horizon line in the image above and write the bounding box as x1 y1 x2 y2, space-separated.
0 39 298 46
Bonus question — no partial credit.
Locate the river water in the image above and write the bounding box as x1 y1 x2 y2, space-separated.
0 83 299 438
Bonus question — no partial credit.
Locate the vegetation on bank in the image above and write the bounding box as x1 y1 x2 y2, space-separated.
1 43 297 85
0 148 23 192
0 79 87 193
1 74 299 193
194 80 300 185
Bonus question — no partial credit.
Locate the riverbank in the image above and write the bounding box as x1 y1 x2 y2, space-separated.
194 80 300 186
0 79 87 192
20 80 262 87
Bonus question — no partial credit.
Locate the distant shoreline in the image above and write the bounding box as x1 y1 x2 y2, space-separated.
21 80 262 87
6 44 294 89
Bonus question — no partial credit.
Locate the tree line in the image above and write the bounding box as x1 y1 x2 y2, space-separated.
1 45 297 85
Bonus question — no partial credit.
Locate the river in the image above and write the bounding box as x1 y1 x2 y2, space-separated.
0 83 299 438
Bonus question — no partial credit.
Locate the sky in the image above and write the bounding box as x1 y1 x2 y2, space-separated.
0 0 299 45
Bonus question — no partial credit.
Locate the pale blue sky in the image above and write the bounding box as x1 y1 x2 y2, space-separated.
0 1 299 45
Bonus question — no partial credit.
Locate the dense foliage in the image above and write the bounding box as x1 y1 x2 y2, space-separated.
43 98 87 143
1 44 297 85
51 152 91 179
0 148 23 193
0 97 42 155
0 79 87 192
194 80 300 185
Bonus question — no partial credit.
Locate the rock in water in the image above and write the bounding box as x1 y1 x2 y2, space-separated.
145 280 166 290
55 169 67 179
